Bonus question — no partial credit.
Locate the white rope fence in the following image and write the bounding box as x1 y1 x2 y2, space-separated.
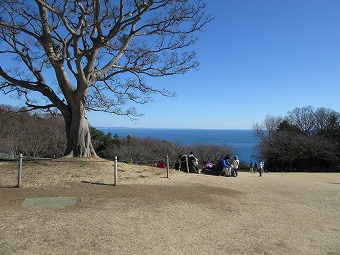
113 155 171 186
15 154 173 188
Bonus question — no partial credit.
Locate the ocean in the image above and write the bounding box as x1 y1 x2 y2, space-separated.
97 128 259 163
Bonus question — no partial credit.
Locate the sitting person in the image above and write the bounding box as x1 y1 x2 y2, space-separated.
174 159 180 170
203 161 215 170
216 155 231 176
157 160 166 168
202 161 219 175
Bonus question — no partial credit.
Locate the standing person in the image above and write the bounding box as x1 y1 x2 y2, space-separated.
174 159 180 170
254 162 258 173
231 156 240 177
249 162 253 173
258 160 264 177
188 151 200 173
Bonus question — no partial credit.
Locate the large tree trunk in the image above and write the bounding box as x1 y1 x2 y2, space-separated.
63 101 97 157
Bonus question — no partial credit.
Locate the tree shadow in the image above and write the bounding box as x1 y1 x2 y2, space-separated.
81 181 113 186
0 185 19 189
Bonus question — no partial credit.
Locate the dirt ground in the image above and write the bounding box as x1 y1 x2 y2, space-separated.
1 158 340 255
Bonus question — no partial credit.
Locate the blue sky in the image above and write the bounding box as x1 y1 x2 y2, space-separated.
1 0 340 129
91 0 340 129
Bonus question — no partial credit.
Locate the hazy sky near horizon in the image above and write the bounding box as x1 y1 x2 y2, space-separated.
1 0 340 129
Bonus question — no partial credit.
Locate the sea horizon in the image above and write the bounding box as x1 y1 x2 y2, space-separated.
97 127 259 163
96 127 253 131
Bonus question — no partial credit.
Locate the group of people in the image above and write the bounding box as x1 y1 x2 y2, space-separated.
217 155 240 177
174 151 201 173
173 152 265 178
202 155 240 177
249 160 265 177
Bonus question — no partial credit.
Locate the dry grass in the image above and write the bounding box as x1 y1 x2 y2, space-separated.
0 158 340 255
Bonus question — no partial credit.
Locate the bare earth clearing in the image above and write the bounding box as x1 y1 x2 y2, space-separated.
0 158 340 255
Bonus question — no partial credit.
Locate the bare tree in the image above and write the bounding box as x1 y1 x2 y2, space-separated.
0 0 213 157
314 107 340 135
0 105 24 155
20 117 50 157
253 114 283 145
189 143 232 164
0 105 67 157
286 106 316 136
255 106 340 171
44 115 67 157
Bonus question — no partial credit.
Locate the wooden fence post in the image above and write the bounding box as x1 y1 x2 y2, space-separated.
166 155 169 178
113 156 118 186
185 155 189 173
18 153 23 188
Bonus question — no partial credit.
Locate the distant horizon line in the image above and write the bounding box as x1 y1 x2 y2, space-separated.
95 126 254 131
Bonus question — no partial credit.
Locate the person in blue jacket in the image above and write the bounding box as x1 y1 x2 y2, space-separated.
216 155 231 177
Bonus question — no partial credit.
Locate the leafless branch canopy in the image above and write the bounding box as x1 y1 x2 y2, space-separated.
0 0 213 117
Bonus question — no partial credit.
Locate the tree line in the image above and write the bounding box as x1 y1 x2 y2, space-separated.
0 105 66 158
253 106 340 172
89 127 234 167
0 105 233 167
2 104 339 171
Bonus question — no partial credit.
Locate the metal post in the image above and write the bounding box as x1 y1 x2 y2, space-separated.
18 153 23 188
114 156 118 186
166 155 169 178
